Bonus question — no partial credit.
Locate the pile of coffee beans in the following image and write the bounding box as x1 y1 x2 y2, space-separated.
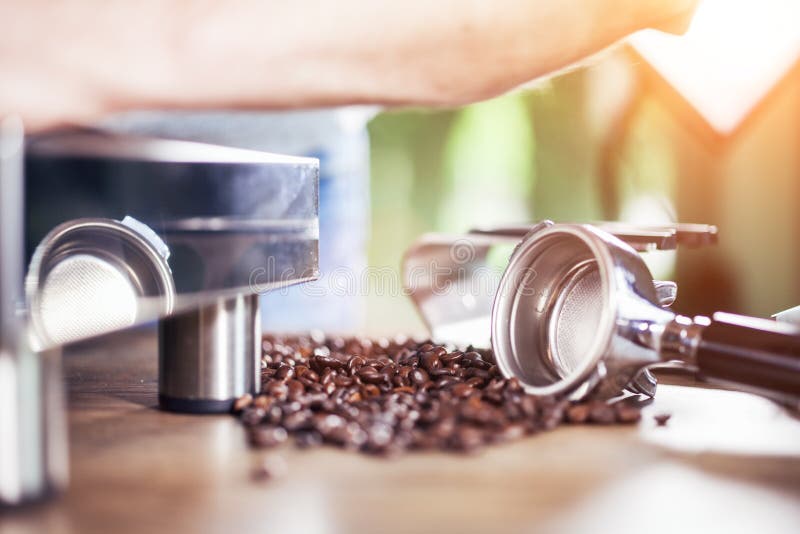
233 334 642 455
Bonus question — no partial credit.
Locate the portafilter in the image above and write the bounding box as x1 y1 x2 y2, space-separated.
491 222 800 406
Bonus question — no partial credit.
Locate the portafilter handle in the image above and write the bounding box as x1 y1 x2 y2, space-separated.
663 312 800 407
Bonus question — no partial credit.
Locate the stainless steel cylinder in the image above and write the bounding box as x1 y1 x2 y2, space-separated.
158 293 260 413
1 117 68 506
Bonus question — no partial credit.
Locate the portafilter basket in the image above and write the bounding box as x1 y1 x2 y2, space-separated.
491 222 800 406
25 216 175 349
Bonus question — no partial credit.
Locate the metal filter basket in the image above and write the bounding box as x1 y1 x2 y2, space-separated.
25 217 175 348
491 223 674 398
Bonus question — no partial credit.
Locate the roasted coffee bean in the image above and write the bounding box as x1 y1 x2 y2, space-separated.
566 403 591 423
274 363 294 379
461 351 491 370
434 376 460 389
305 381 325 393
337 402 361 419
483 391 503 405
334 375 354 387
430 417 456 440
465 376 485 388
503 402 523 420
305 391 328 406
451 384 475 398
420 352 441 373
614 401 642 423
347 356 365 374
266 381 289 401
251 455 288 483
541 402 567 430
520 396 537 417
361 384 381 398
265 404 283 425
464 368 490 380
653 413 672 426
478 350 496 365
375 355 392 366
313 345 333 358
286 380 305 400
321 368 335 385
418 380 435 393
327 422 368 449
311 355 343 372
294 430 323 449
461 398 494 424
249 426 288 448
522 420 541 435
262 367 276 378
233 394 253 413
238 334 643 457
280 401 303 416
241 407 266 426
364 422 394 452
252 395 273 410
588 401 616 424
506 377 522 392
326 336 346 351
485 378 505 393
357 368 385 385
312 413 346 435
299 377 318 389
410 368 429 386
449 426 484 452
403 355 420 367
283 409 313 431
441 352 463 366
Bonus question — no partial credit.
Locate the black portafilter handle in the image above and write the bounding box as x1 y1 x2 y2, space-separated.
690 312 800 404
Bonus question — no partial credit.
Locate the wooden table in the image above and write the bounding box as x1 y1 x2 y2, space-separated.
2 327 799 534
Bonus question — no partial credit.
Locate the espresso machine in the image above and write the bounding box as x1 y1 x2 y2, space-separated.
0 118 319 505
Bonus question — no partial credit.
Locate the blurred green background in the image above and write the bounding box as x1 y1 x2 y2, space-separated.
364 47 800 335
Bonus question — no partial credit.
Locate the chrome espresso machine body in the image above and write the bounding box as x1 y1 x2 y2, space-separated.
0 119 319 505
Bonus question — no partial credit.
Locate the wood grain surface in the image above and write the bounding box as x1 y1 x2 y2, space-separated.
1 327 799 534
